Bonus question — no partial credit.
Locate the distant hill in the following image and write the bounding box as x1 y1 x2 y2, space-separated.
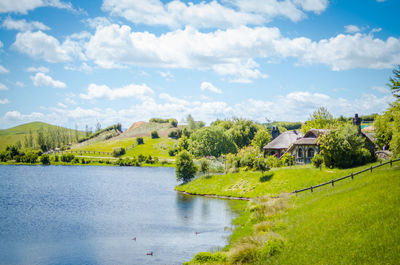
118 121 179 138
0 121 85 150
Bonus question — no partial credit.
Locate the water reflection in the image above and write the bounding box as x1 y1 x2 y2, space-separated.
0 165 245 265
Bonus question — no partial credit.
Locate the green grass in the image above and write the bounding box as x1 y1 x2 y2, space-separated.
185 163 400 265
176 162 383 198
71 136 176 159
0 121 84 150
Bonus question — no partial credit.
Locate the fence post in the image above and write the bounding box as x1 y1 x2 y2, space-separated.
370 166 372 173
351 173 353 180
311 186 313 193
390 160 392 167
294 190 297 196
331 180 334 187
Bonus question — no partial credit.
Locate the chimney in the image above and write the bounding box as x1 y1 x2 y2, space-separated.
271 126 280 139
352 113 361 134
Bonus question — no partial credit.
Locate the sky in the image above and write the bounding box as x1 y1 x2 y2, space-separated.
0 0 399 130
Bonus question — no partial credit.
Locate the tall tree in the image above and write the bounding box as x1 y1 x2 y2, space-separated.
301 107 336 133
388 64 400 98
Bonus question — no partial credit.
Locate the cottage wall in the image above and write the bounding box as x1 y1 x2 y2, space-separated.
294 145 319 164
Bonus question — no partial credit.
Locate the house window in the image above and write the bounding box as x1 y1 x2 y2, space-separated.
307 148 314 158
298 148 303 158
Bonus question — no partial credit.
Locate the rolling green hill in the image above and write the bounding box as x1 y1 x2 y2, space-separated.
0 121 85 150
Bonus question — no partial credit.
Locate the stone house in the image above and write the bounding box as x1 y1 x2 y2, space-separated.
263 127 303 158
289 129 327 164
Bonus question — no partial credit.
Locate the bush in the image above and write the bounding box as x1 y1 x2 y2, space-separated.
40 154 51 165
73 157 80 163
54 155 59 162
61 153 74 162
113 147 126 157
136 137 144 145
24 152 38 164
312 153 324 168
176 150 197 182
168 149 177 156
199 158 210 175
168 129 181 139
254 156 270 173
138 154 147 163
192 252 227 263
151 130 159 139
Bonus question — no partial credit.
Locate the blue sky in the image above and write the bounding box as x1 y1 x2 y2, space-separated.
0 0 399 130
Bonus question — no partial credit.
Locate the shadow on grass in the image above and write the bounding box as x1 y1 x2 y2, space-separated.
204 175 213 179
260 172 274 182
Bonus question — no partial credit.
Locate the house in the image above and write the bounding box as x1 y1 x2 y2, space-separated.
289 129 327 164
263 127 303 158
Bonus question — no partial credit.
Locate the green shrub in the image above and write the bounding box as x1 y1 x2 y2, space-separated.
24 152 38 163
138 154 146 162
168 130 181 139
73 157 80 163
54 155 59 162
199 158 210 175
192 252 227 263
136 137 144 145
151 130 159 139
312 153 324 168
61 153 74 162
112 147 126 157
176 150 197 182
41 154 51 165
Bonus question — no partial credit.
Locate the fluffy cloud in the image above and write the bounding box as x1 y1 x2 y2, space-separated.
80 83 154 100
0 65 9 73
0 0 77 14
4 110 44 121
85 24 400 79
102 0 329 29
2 17 50 31
13 31 84 63
30 72 67 88
344 25 361 34
0 98 9 104
200 82 222 94
0 83 8 90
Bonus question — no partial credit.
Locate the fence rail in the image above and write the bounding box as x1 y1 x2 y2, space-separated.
292 159 400 195
47 150 113 156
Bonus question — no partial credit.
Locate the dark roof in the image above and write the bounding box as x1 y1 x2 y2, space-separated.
293 137 318 145
292 129 328 146
263 130 303 150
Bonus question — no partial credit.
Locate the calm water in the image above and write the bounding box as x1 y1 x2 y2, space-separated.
0 165 244 265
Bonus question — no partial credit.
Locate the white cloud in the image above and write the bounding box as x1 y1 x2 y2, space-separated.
0 0 78 14
15 81 24 87
2 17 50 31
86 17 112 29
159 71 174 79
0 83 8 90
0 65 9 73
85 24 400 79
57 102 67 108
25 66 49 73
80 83 154 100
200 82 222 94
30 72 67 88
4 110 44 121
344 25 360 34
13 31 84 63
372 86 389 93
102 0 329 29
0 98 9 104
64 62 93 73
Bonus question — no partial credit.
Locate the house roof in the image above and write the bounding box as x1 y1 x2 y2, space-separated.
293 137 318 145
263 130 303 150
292 129 328 146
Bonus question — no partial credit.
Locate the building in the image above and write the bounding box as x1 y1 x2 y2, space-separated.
263 128 303 158
289 129 327 164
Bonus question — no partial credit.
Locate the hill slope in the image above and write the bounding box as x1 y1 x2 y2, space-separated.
0 121 84 150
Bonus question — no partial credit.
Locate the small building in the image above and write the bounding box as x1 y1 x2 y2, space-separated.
290 129 327 164
263 129 303 158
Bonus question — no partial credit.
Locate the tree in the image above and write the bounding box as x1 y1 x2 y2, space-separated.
176 150 197 182
187 114 197 130
41 154 51 165
113 147 126 157
251 128 272 151
190 127 237 157
388 64 400 98
177 135 190 151
318 124 374 168
136 137 144 145
95 120 102 132
254 156 269 173
199 158 210 176
301 107 336 133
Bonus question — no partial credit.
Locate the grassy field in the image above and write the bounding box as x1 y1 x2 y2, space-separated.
71 136 176 159
185 163 400 264
176 162 383 198
0 121 85 150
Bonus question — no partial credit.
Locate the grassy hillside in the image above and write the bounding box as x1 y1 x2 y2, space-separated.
185 163 400 264
176 162 383 198
0 121 84 150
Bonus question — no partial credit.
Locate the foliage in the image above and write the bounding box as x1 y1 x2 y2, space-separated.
149 118 178 126
176 150 197 182
186 114 204 130
388 64 400 98
136 137 144 145
112 147 126 157
151 130 159 139
24 151 38 163
61 153 75 162
254 156 270 173
374 101 400 156
318 124 374 168
177 136 190 151
190 127 237 157
199 158 210 175
189 252 227 264
78 123 121 143
238 145 260 169
168 129 181 139
40 154 50 165
311 153 324 168
301 107 336 133
251 128 272 150
267 121 302 131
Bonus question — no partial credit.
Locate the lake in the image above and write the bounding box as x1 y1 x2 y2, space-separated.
0 165 244 265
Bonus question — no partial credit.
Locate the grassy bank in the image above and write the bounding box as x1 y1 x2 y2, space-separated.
176 162 383 198
183 163 400 264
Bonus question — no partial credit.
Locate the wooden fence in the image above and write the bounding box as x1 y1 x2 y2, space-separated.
48 150 113 156
292 159 400 195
